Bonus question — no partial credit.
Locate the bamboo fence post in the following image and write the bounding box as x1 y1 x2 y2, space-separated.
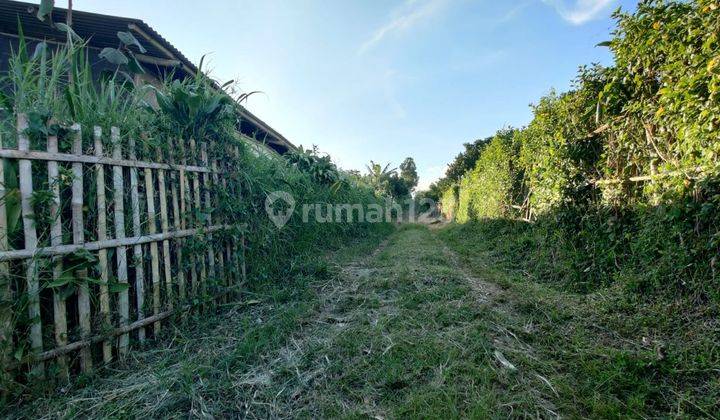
169 143 185 302
94 127 112 364
17 114 44 377
219 147 232 296
221 175 232 299
71 125 92 373
190 139 205 303
212 160 226 301
180 140 197 302
111 127 130 357
144 166 161 333
0 132 13 386
200 144 216 296
156 150 172 310
234 146 247 288
47 123 68 378
128 138 145 343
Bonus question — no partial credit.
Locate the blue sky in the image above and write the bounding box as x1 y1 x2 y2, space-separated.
73 0 636 189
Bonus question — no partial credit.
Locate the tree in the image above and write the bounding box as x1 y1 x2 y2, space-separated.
386 174 411 199
365 161 396 194
445 137 492 183
399 157 419 192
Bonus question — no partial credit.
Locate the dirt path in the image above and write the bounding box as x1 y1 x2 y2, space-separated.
223 224 559 418
12 225 563 418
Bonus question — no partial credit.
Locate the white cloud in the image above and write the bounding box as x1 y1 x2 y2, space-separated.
542 0 616 25
358 0 448 54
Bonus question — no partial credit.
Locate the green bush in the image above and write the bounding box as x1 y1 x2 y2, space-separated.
456 130 520 222
439 0 720 300
440 184 458 220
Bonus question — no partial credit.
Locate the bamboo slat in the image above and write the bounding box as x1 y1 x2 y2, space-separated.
200 144 216 292
71 125 92 373
144 167 161 333
220 153 236 298
112 128 130 356
0 225 233 262
94 127 113 364
128 138 145 343
157 154 172 310
47 125 68 377
190 140 204 300
212 160 226 301
234 146 247 288
17 114 44 376
221 150 234 297
179 140 197 302
0 149 215 173
169 145 185 302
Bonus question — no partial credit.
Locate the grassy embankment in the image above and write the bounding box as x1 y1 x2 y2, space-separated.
439 220 719 418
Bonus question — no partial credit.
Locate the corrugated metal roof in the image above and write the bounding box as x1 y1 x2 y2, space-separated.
0 0 196 78
0 0 295 154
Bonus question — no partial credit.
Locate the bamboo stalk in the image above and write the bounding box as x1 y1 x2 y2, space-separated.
47 124 68 377
144 167 161 334
223 147 235 296
112 127 130 357
213 160 225 302
0 132 13 388
29 308 177 364
169 144 184 302
219 161 232 297
71 125 92 373
200 144 216 297
234 146 247 289
190 139 205 301
179 140 197 303
0 149 216 173
156 151 172 311
17 113 44 377
0 225 234 262
94 127 112 364
128 138 145 343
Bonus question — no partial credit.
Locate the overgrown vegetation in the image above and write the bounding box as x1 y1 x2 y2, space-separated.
0 15 391 402
430 0 720 415
439 0 720 299
358 158 419 200
439 221 719 417
4 226 392 417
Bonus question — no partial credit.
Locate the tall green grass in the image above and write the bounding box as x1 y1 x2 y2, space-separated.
0 34 391 400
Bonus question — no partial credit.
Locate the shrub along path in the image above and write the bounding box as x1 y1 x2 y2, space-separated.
11 223 705 418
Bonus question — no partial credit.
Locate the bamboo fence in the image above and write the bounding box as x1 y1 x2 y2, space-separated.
0 114 247 381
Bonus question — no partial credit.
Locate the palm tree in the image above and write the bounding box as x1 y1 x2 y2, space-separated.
365 161 396 194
